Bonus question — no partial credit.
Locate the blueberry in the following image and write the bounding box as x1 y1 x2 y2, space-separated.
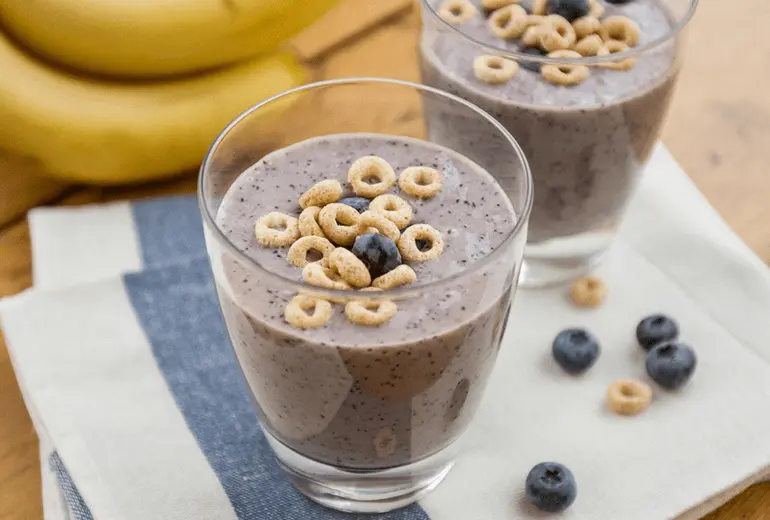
519 47 545 72
552 328 600 374
636 314 679 350
646 341 697 390
525 462 577 513
351 233 401 279
338 197 370 213
547 0 589 20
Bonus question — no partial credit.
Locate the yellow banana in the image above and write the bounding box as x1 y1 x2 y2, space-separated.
0 0 337 78
0 31 306 184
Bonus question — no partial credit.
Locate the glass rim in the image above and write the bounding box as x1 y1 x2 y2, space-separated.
419 0 699 65
198 77 533 298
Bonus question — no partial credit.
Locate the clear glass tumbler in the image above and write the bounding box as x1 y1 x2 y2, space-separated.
198 78 532 513
419 0 698 287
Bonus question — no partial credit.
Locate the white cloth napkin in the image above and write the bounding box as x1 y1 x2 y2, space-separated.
3 145 770 520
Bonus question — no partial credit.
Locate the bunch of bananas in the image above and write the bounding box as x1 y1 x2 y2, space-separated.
0 0 338 184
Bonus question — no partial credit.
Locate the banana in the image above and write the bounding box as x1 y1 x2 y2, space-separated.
0 0 337 78
0 31 306 184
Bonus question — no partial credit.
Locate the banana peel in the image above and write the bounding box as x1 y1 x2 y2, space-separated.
0 30 307 185
0 0 338 78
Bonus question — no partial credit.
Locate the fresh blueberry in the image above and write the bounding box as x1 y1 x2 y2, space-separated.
636 314 679 350
519 47 545 72
552 328 600 374
351 233 402 279
547 0 589 20
646 341 697 390
525 462 577 513
338 197 370 213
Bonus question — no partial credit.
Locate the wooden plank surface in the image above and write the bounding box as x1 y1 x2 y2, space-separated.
1 1 769 518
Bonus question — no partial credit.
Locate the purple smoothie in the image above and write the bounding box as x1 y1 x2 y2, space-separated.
420 0 679 244
213 133 519 469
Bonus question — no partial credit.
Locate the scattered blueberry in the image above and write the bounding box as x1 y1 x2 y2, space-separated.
519 47 545 72
646 341 697 390
338 197 370 213
547 0 589 21
552 328 600 374
636 314 679 350
351 233 402 279
525 462 577 513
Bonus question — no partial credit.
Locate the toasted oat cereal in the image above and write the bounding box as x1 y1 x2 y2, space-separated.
572 15 601 39
588 0 605 18
359 211 401 242
372 265 417 290
287 236 335 268
531 0 548 15
573 34 604 56
539 15 577 52
369 194 413 230
302 261 351 291
285 294 333 329
329 247 372 288
597 39 636 70
522 25 544 47
318 203 362 246
298 206 326 238
438 0 478 24
254 212 300 247
398 224 444 262
345 298 398 326
488 4 529 39
570 275 606 307
473 55 519 84
607 379 652 416
298 179 343 209
348 156 397 199
398 167 444 199
374 427 397 458
542 50 590 86
599 16 640 47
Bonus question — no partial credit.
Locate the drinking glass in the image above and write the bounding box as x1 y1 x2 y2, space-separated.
198 78 532 513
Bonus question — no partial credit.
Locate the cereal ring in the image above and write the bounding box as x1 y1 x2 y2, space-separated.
359 211 401 242
298 179 342 209
302 261 351 291
597 39 636 70
542 50 590 86
573 34 604 56
348 156 396 198
438 0 478 24
285 294 333 329
488 4 529 39
588 0 605 18
329 247 372 288
298 206 326 238
372 265 417 290
254 212 300 248
398 224 444 262
345 299 398 326
318 203 361 246
287 236 335 268
606 379 652 416
570 275 606 307
360 287 383 292
473 55 519 84
373 427 397 458
531 0 548 15
521 26 543 47
398 167 444 199
369 194 413 230
599 16 640 47
572 15 600 39
539 15 577 52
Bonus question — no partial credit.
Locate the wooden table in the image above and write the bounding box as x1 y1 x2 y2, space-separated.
1 1 769 518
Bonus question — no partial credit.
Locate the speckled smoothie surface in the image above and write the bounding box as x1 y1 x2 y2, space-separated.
420 0 679 243
213 133 519 469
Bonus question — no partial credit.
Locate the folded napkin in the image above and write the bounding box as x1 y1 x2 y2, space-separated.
4 145 770 520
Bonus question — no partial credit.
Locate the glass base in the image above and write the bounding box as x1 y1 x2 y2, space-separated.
519 231 611 288
264 430 457 513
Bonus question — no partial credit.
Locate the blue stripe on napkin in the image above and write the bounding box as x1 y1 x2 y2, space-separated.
50 453 94 520
130 196 206 267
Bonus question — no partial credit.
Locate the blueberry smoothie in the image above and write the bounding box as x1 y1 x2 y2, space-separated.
420 0 680 248
212 133 519 469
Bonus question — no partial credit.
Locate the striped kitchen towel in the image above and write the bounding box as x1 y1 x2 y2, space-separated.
4 145 770 520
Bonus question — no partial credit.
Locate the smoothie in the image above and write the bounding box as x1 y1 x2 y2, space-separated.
213 133 518 469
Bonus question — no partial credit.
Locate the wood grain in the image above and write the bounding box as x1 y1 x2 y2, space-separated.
0 1 769 519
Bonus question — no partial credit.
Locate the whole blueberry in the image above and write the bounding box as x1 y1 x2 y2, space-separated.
636 314 679 350
519 47 546 72
338 197 370 213
552 328 600 374
351 233 401 279
646 341 697 390
547 0 589 21
525 462 577 513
